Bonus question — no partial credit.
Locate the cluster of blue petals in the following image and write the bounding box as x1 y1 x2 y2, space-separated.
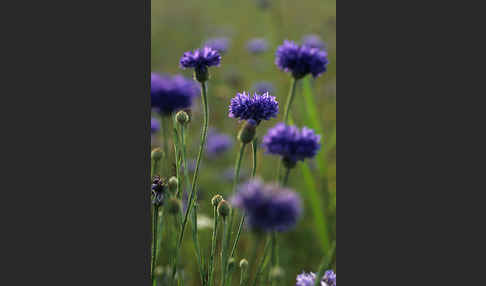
151 73 200 115
262 123 321 163
296 270 336 286
231 178 302 232
228 91 279 124
275 40 328 79
179 46 221 72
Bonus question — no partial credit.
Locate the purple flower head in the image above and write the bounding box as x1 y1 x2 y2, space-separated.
275 40 328 79
302 34 327 50
229 91 279 125
247 38 269 54
231 178 302 232
204 37 230 54
151 73 200 115
262 123 321 164
151 117 161 134
296 271 336 286
252 81 275 95
205 129 233 157
180 46 221 73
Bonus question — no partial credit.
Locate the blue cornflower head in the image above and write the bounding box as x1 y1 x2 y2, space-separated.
151 117 161 134
180 46 221 81
205 129 233 157
231 178 302 232
204 37 230 54
296 271 336 286
247 38 269 54
229 91 279 125
275 40 328 79
151 73 199 115
252 81 275 95
302 34 327 50
262 123 321 165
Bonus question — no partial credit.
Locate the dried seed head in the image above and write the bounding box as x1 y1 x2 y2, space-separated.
176 110 190 125
227 257 236 273
168 176 178 192
239 258 248 269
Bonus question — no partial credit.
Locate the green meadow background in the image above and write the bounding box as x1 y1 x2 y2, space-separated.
151 0 336 284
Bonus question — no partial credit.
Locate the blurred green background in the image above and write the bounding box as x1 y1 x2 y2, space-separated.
152 0 335 284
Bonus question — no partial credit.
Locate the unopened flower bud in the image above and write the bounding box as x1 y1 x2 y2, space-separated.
239 258 248 269
168 176 178 192
227 257 236 273
217 200 230 218
237 119 257 144
167 197 181 215
269 266 284 281
211 194 223 207
151 148 163 161
176 110 190 125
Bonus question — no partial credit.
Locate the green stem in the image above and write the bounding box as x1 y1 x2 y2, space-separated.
313 242 336 286
233 143 247 192
282 167 291 186
172 117 182 198
221 217 229 285
151 205 159 286
178 81 209 247
282 77 298 124
174 81 209 280
240 264 248 286
208 206 219 286
160 114 170 176
252 235 271 286
251 138 258 177
230 215 245 258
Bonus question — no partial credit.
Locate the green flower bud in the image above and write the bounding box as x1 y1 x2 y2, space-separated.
227 257 236 273
239 258 248 269
168 176 178 192
211 194 224 208
217 200 230 218
175 110 190 125
237 120 257 144
269 266 284 281
151 148 163 161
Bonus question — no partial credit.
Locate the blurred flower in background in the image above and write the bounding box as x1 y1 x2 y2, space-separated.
251 81 275 95
247 38 269 55
151 117 161 134
302 34 327 50
151 73 200 115
231 178 302 232
204 37 230 54
205 129 233 157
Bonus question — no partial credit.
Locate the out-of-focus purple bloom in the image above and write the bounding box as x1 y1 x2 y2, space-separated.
323 270 336 286
252 81 275 95
206 129 233 157
231 178 302 232
275 40 328 79
247 38 269 54
262 123 321 164
296 271 336 286
205 37 230 54
229 92 279 124
302 34 327 50
151 117 161 134
180 46 221 73
151 73 200 115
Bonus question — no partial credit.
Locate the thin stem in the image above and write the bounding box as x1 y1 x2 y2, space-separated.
313 242 336 286
282 77 298 124
270 232 279 286
251 138 258 177
174 81 209 281
178 81 209 247
160 114 170 175
252 236 271 286
233 143 247 193
230 215 245 258
221 217 229 285
282 167 291 186
240 264 248 286
208 206 219 286
151 205 159 286
172 117 182 198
